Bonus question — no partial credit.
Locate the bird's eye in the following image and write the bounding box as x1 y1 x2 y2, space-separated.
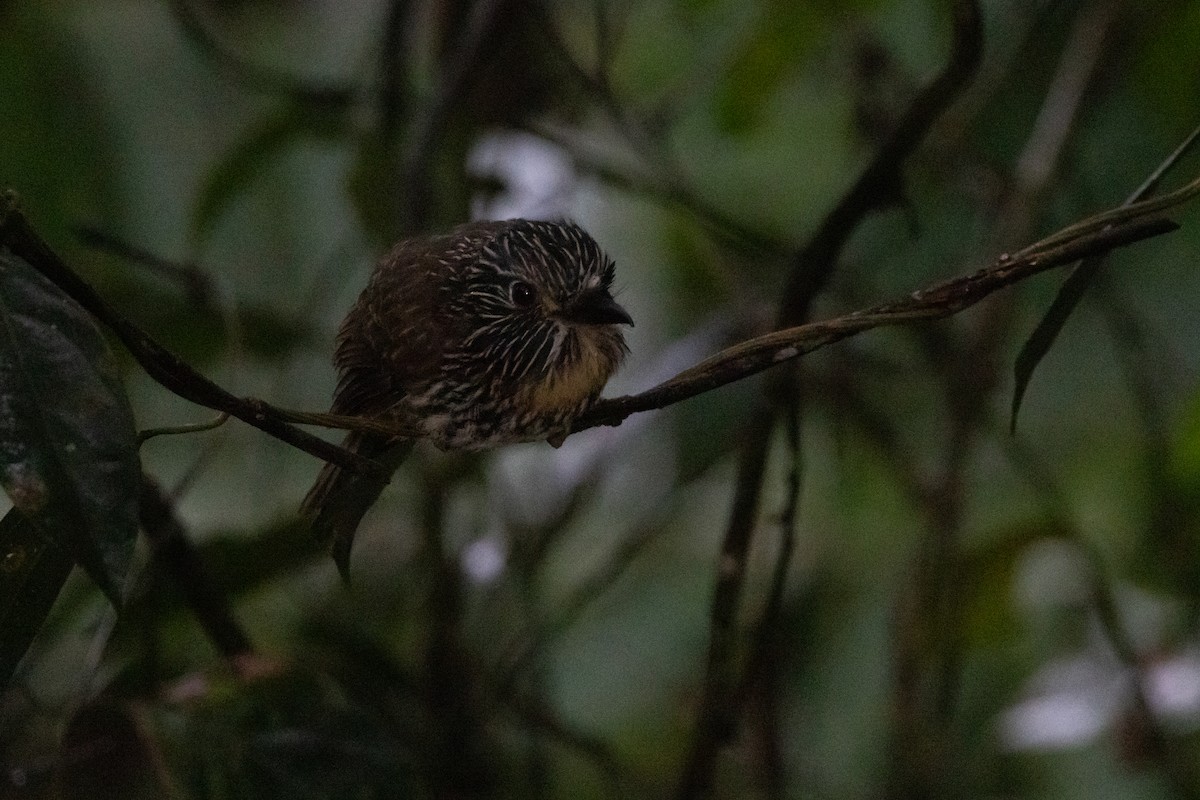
510 280 536 308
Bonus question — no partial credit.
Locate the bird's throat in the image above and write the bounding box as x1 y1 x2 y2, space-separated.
520 328 621 420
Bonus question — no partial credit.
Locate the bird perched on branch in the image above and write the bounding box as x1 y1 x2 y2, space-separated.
302 219 633 576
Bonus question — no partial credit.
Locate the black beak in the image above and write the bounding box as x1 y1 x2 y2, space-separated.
565 289 634 327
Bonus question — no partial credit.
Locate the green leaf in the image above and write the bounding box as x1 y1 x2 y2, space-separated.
0 509 75 689
191 102 348 244
1010 122 1200 432
0 248 141 604
713 0 883 133
1009 258 1106 431
715 3 821 133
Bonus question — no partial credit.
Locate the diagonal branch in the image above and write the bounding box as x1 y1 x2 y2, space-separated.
578 210 1180 433
0 193 384 479
2 185 1189 470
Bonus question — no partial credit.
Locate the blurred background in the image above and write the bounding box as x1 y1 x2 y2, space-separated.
3 0 1200 797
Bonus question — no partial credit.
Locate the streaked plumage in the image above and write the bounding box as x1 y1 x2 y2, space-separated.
302 219 632 574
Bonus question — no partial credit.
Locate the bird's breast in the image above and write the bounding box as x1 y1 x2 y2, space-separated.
519 327 619 418
411 325 623 450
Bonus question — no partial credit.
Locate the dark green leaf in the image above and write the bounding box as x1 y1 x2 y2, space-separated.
0 249 141 604
714 4 821 133
1009 258 1106 431
0 509 75 689
1010 122 1200 432
191 103 348 244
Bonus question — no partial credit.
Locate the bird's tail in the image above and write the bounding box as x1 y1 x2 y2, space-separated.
301 432 413 579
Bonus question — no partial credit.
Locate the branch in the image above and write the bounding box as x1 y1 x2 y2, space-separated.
739 407 803 708
138 474 253 661
497 508 675 688
578 204 1183 433
74 226 218 308
676 7 984 795
502 691 627 799
0 194 384 479
2 181 1188 473
777 0 984 325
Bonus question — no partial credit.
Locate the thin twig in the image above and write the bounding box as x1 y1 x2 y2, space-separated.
497 506 676 689
737 405 802 798
139 413 230 445
74 227 217 307
105 200 1176 449
502 691 627 800
138 474 253 661
2 187 1187 473
740 404 803 678
777 0 984 326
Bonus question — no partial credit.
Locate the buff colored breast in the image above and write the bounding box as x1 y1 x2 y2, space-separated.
521 328 620 418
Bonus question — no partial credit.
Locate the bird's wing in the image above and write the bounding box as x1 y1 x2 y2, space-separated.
330 224 505 418
332 251 432 415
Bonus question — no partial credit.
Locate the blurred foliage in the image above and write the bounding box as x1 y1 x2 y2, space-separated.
2 0 1200 798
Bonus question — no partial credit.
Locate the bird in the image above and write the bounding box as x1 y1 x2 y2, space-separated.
302 218 633 576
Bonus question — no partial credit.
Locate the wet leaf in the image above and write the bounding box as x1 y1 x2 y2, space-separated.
0 509 75 689
0 248 141 604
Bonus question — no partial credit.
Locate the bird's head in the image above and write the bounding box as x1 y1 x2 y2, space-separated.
449 219 632 403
